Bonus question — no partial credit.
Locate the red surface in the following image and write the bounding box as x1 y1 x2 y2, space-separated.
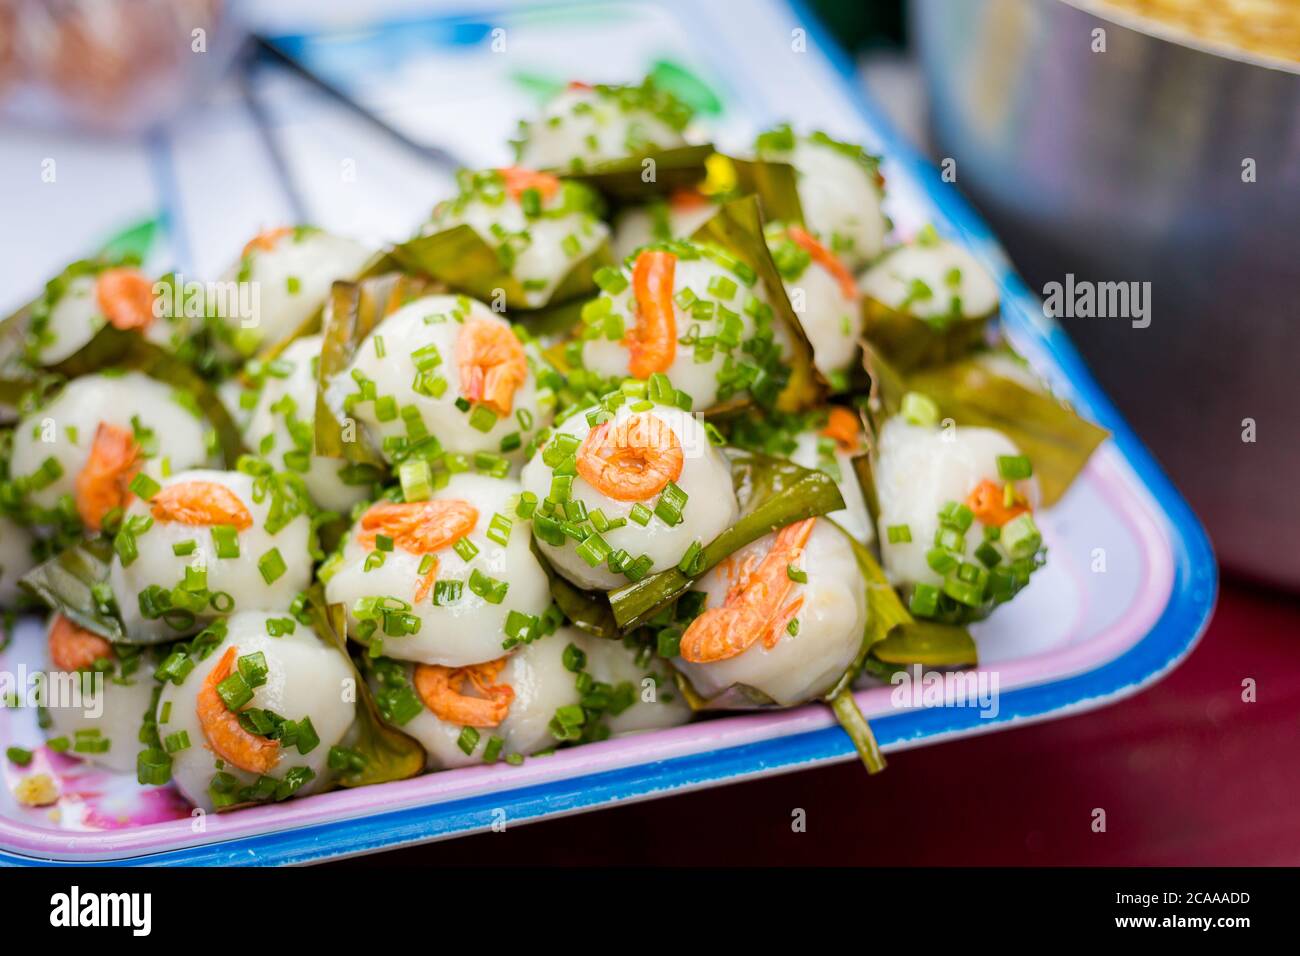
338 580 1299 866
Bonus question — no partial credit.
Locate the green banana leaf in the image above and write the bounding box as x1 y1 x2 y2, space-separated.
0 255 129 408
669 518 972 773
690 195 827 414
830 690 886 774
559 144 714 204
852 449 883 533
663 503 974 772
97 216 160 263
45 326 245 468
1 220 163 406
19 537 122 642
859 340 908 437
862 342 1108 506
0 302 39 407
672 673 777 711
710 154 871 393
389 225 612 314
314 272 440 466
251 250 403 369
822 521 912 699
505 295 595 342
862 295 994 373
609 450 844 630
302 584 426 788
709 154 805 227
667 520 889 740
871 621 979 667
836 520 977 673
533 540 620 640
670 515 973 696
827 521 972 772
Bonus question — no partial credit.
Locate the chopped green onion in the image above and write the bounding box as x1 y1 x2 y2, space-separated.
996 454 1034 481
1000 513 1042 559
295 716 320 755
212 525 240 560
433 579 463 606
137 749 172 786
399 459 433 502
216 671 253 710
129 473 161 499
886 524 912 544
909 583 941 618
467 405 498 433
258 548 286 584
678 540 703 575
942 574 985 607
575 533 612 567
901 391 940 427
468 568 509 604
457 727 480 755
926 547 959 575
237 652 269 688
653 482 688 526
486 513 512 546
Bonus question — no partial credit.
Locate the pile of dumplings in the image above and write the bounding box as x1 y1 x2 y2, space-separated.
0 76 1100 812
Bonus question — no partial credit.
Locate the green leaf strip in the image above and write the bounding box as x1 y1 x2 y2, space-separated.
301 584 426 788
47 326 246 468
609 450 843 630
19 538 123 643
690 195 827 414
314 272 439 464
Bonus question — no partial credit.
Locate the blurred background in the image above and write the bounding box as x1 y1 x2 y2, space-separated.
1 0 1297 863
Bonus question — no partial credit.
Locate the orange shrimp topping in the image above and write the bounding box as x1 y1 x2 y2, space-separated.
679 518 816 664
241 227 293 259
786 225 858 300
669 186 710 211
414 658 515 728
95 268 155 331
456 318 529 417
576 413 684 502
150 482 253 530
497 166 561 203
965 479 1031 528
356 500 479 603
357 500 479 553
197 646 280 775
567 80 593 92
75 422 141 532
411 557 439 605
625 249 677 379
48 614 113 672
822 406 862 454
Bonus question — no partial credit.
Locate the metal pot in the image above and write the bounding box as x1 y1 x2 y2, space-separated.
912 0 1300 588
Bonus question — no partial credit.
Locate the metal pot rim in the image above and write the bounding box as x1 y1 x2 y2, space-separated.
1061 0 1300 76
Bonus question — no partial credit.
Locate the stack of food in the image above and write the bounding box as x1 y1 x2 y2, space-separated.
0 75 1106 811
